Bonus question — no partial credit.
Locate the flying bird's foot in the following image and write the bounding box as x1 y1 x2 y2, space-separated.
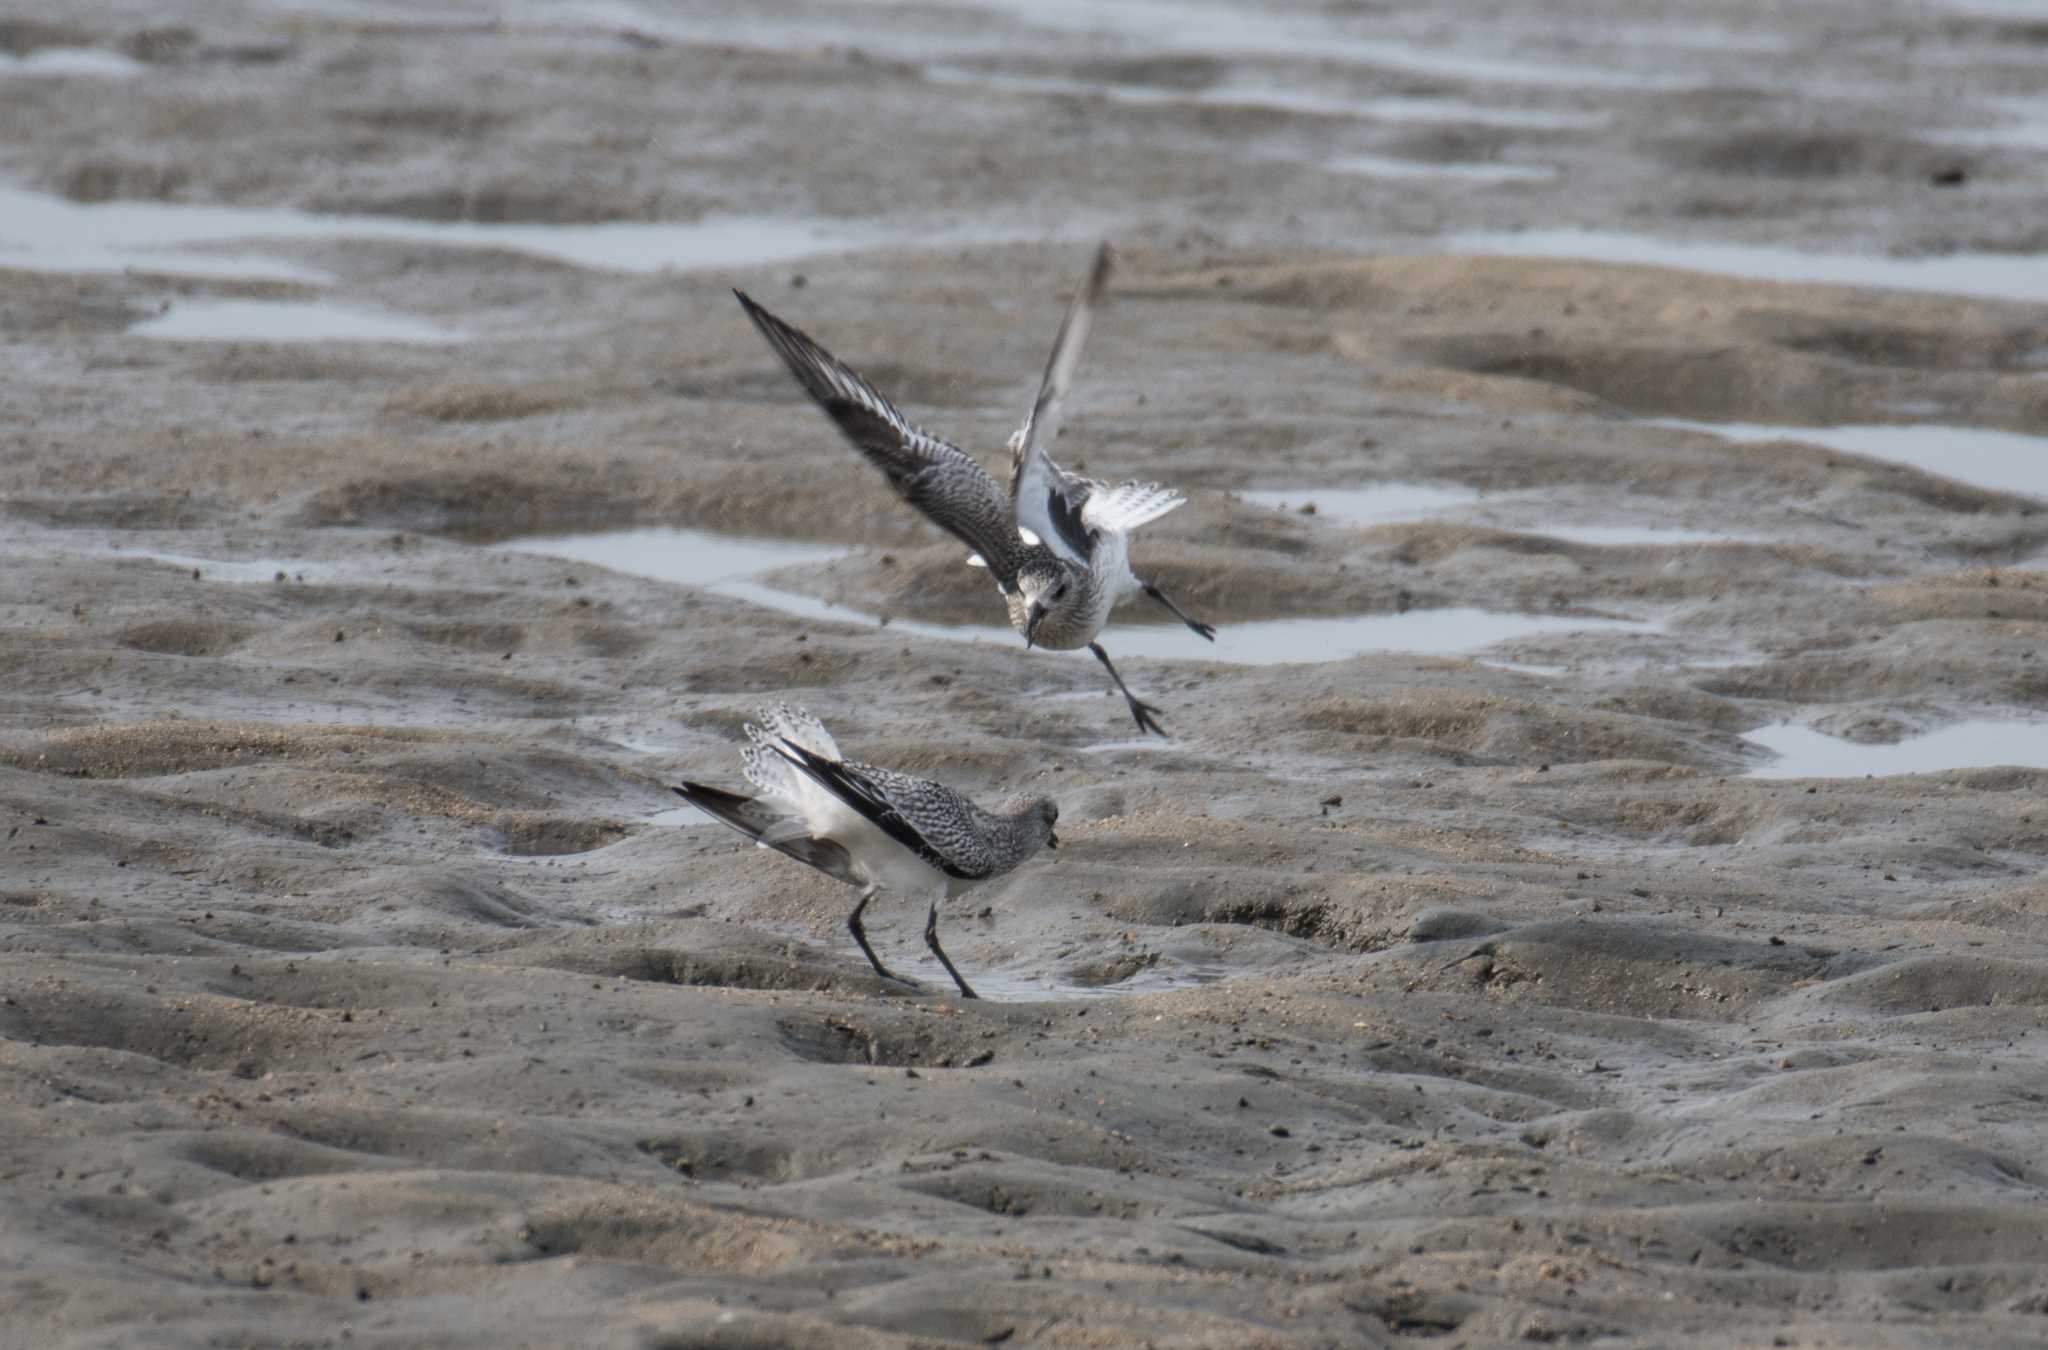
1088 640 1170 738
1125 694 1169 738
1142 582 1215 642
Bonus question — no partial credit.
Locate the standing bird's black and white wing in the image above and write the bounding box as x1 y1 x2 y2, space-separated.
1008 243 1114 567
668 780 860 884
734 290 1028 590
770 739 999 882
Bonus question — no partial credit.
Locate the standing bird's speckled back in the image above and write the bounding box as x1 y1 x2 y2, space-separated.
671 705 1058 999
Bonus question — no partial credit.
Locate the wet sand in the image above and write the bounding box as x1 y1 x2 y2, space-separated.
6 2 2048 1346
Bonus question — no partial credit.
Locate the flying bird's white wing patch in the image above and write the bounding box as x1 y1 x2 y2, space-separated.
1082 481 1185 534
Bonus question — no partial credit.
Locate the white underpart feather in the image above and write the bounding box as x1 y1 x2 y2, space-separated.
1082 481 1184 534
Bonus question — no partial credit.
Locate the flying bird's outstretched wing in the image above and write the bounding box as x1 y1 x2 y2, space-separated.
735 290 1026 589
1009 244 1114 565
770 739 996 881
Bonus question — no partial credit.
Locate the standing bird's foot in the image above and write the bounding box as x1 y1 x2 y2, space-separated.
923 901 980 1000
1142 582 1216 642
848 885 923 991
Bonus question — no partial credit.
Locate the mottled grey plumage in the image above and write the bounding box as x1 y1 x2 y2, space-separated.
671 704 1058 999
734 243 1215 737
732 289 1036 592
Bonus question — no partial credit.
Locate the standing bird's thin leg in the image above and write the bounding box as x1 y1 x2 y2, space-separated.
923 900 979 1000
847 884 918 989
1089 641 1167 738
1141 581 1216 641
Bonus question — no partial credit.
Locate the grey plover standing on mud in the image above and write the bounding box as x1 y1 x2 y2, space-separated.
734 244 1215 736
670 705 1058 999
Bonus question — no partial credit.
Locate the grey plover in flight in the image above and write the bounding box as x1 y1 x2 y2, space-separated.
670 704 1059 999
735 243 1215 736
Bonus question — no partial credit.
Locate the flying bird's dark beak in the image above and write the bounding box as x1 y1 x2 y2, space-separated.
1046 831 1060 850
1024 601 1046 649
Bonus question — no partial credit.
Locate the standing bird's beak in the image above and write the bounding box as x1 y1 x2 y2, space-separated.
1024 601 1047 649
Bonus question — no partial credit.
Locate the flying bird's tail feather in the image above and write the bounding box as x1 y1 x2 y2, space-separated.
1083 481 1184 534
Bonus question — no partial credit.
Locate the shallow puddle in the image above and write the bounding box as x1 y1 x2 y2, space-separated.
1447 229 2048 304
1327 154 1557 183
1239 484 1483 523
0 48 144 77
670 913 1236 1002
1652 419 2048 503
100 548 312 585
501 527 843 585
1746 720 2048 778
1526 525 1756 547
1930 98 2048 151
928 66 1605 131
501 526 1660 665
963 0 1698 90
130 299 465 344
1242 485 1757 547
0 182 1094 285
608 0 1693 90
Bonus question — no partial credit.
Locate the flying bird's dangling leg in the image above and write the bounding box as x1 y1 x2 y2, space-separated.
1089 641 1167 738
847 884 918 989
923 900 979 1000
1141 581 1216 642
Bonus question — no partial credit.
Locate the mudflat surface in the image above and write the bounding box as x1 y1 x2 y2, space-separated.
5 2 2048 1346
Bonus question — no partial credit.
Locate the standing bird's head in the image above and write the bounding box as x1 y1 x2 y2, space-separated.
1000 795 1061 854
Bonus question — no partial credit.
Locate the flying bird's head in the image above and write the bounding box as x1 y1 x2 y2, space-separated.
1016 554 1082 650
